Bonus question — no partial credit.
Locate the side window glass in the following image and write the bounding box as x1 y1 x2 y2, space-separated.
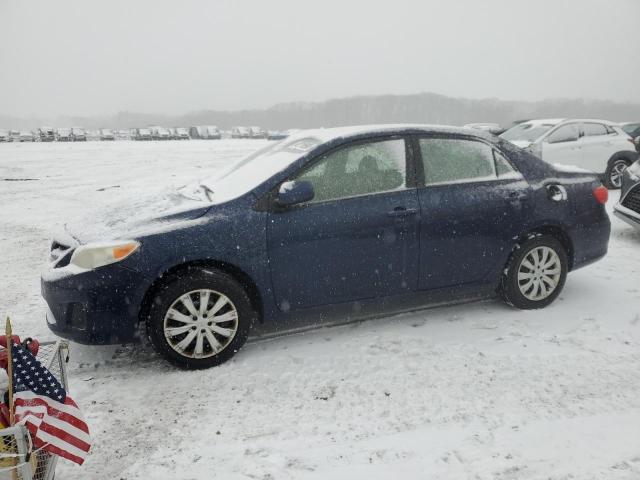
494 150 517 177
294 139 406 203
546 124 579 144
583 123 608 137
419 138 496 185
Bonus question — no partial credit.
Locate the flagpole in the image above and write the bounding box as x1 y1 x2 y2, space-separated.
5 317 14 427
5 317 18 480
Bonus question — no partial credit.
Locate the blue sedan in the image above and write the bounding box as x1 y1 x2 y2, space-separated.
41 125 611 368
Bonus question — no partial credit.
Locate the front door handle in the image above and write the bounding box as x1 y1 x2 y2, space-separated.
387 207 418 218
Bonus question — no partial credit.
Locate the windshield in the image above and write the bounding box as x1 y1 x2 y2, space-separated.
622 123 640 134
199 137 321 204
500 122 556 142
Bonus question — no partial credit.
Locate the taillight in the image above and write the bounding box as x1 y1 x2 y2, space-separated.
592 186 608 204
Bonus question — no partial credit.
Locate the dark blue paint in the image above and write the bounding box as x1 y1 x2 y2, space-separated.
41 127 611 345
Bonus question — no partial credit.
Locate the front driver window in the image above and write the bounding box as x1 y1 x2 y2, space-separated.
293 139 407 203
546 124 580 144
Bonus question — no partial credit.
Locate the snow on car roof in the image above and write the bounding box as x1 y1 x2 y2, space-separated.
284 123 489 144
524 118 618 126
573 118 619 125
521 118 565 126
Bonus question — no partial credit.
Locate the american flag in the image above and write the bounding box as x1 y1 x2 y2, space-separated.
11 342 91 465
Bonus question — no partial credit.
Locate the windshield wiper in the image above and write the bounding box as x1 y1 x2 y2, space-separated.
199 184 214 201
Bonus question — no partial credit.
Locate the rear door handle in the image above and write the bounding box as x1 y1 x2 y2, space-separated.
387 207 418 217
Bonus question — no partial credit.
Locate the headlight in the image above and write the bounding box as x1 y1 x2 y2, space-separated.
70 240 140 270
628 161 640 180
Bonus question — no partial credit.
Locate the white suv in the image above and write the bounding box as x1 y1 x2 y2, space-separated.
500 119 638 188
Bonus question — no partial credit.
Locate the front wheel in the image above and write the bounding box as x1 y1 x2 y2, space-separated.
146 268 254 369
605 157 629 189
501 235 568 310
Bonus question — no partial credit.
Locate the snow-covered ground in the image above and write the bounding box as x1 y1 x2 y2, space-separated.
1 141 639 480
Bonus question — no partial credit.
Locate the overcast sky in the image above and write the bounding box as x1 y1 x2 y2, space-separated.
1 0 638 118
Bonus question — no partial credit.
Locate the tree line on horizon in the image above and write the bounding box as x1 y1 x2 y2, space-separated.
2 92 639 131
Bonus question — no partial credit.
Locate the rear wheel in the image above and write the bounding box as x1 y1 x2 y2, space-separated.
605 157 629 189
146 268 254 369
501 235 568 309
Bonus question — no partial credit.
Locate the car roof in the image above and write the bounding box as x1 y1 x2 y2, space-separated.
285 124 493 144
518 118 565 126
523 118 619 127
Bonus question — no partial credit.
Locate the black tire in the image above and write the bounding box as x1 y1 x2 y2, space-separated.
500 235 568 310
146 267 254 369
604 157 630 190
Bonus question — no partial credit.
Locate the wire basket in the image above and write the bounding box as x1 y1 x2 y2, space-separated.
0 340 68 480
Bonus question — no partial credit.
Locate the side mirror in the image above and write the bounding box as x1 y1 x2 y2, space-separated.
275 180 314 207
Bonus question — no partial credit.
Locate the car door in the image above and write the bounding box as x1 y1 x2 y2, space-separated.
540 123 582 166
267 136 420 310
578 122 613 173
415 136 531 290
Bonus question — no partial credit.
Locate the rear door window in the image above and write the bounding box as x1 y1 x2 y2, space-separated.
419 138 497 185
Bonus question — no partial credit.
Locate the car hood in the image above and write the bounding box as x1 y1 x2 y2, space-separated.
64 187 213 244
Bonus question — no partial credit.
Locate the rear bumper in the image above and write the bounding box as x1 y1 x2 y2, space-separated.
570 211 611 270
41 264 148 345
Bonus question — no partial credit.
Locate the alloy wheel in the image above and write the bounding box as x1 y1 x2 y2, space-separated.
610 160 628 189
517 246 562 301
163 289 239 359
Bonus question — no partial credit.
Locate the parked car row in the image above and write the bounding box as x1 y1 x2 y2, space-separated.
0 124 292 143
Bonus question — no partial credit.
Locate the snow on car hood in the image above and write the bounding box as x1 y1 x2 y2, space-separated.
64 187 213 244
